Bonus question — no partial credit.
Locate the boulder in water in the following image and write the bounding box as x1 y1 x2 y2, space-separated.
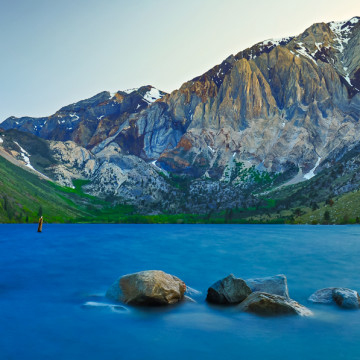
106 270 186 306
246 274 290 298
206 274 252 304
333 288 360 309
308 288 334 304
309 287 360 309
238 292 313 316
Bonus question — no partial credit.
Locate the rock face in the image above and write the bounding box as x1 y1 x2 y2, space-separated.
3 17 360 183
1 86 166 149
238 292 313 316
206 274 252 304
128 17 360 180
2 17 360 212
309 287 360 309
246 274 290 298
106 270 186 306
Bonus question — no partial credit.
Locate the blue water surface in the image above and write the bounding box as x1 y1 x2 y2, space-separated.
1 224 360 360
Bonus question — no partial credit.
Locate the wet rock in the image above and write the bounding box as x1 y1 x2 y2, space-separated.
246 274 290 298
206 274 252 304
308 287 360 309
238 292 313 316
106 270 186 306
333 288 360 309
308 288 336 304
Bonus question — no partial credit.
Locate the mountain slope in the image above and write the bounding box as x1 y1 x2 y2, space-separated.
1 16 360 219
0 154 90 223
116 16 360 180
1 86 166 149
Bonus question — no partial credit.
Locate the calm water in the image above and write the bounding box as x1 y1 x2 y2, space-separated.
1 224 360 360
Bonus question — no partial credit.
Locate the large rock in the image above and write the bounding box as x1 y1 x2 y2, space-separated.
246 274 290 298
238 292 313 316
308 288 335 304
309 287 360 309
206 274 252 304
333 288 360 309
106 270 186 306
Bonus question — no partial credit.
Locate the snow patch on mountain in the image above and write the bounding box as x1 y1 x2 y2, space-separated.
14 141 36 171
329 17 359 53
304 157 321 180
262 36 293 47
123 88 139 94
295 43 317 64
150 160 169 177
69 113 80 121
143 88 163 104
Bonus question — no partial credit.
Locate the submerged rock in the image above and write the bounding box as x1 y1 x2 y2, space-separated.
206 274 252 304
309 287 360 309
246 274 290 298
238 292 313 316
106 270 186 306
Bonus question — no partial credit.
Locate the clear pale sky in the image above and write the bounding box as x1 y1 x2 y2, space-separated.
1 0 359 121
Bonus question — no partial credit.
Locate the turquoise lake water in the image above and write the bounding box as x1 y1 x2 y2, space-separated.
1 224 360 359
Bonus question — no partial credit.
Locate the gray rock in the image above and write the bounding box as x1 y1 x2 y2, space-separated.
308 287 360 309
308 288 336 304
333 288 360 309
238 292 313 317
246 274 290 298
206 274 252 304
106 270 186 306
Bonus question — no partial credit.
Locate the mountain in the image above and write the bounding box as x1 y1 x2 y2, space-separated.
129 17 360 179
1 16 360 221
1 85 166 149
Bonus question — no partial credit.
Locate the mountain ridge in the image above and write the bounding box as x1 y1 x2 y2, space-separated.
1 16 360 221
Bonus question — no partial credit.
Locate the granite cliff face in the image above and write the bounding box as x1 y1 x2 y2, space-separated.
121 17 360 181
1 17 360 213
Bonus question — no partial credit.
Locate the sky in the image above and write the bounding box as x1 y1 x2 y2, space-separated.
1 0 359 122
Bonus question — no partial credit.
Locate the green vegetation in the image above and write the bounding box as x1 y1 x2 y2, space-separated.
0 156 134 223
1 147 360 224
296 190 360 225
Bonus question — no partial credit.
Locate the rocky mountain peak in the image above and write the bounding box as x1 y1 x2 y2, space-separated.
2 16 360 206
1 85 167 149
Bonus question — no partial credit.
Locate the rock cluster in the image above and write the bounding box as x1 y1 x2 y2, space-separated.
309 287 360 309
206 274 311 317
105 270 360 317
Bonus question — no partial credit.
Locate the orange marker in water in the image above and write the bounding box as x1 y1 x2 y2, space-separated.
37 216 43 233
